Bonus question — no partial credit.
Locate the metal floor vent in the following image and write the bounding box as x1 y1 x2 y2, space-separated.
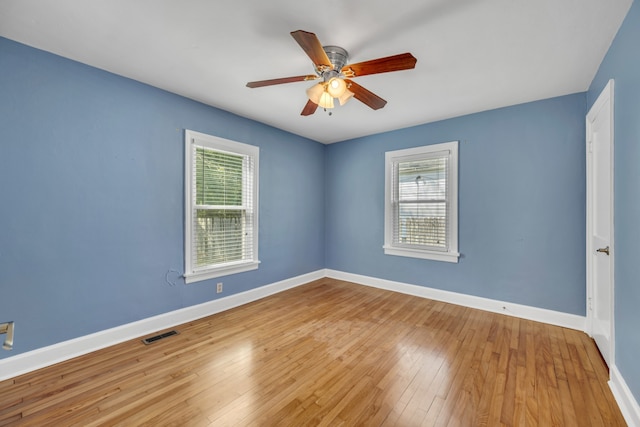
142 330 179 345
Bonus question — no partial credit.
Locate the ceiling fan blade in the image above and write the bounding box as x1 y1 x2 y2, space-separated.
290 30 332 69
342 53 417 78
345 79 387 110
246 75 318 88
301 99 318 116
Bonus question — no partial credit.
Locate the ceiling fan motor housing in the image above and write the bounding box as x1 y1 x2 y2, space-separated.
320 45 349 77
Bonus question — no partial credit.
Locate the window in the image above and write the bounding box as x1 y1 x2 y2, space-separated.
184 130 259 283
384 141 459 263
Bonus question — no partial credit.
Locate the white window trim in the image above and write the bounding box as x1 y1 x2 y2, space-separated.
184 130 260 284
383 141 460 263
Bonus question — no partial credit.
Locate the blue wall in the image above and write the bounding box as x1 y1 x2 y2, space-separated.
0 37 325 357
325 93 587 314
588 0 640 406
0 28 610 365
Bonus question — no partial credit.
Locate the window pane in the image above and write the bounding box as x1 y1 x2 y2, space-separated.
397 202 446 247
394 154 449 249
196 148 243 206
195 209 244 267
398 157 446 201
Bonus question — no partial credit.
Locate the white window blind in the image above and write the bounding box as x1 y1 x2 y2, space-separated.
184 130 259 283
392 152 449 250
384 141 459 263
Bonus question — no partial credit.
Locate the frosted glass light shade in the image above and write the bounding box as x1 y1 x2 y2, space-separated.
306 83 325 105
338 89 354 106
327 77 347 98
318 92 335 109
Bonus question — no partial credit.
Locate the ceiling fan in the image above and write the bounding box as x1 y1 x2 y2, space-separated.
246 30 417 116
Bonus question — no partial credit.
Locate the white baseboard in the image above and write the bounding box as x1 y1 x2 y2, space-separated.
325 269 586 331
0 269 325 382
610 365 640 427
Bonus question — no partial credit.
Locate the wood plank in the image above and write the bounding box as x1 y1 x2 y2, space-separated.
0 278 627 426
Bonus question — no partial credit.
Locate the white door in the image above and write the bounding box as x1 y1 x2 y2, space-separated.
586 79 614 368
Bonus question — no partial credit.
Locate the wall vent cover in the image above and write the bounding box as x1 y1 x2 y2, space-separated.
142 330 179 345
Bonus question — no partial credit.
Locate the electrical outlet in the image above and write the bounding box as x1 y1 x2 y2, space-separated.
216 282 223 293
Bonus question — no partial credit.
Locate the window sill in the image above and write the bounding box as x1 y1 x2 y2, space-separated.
383 245 460 263
184 260 260 284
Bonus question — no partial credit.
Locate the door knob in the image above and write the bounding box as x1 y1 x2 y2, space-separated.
596 246 610 256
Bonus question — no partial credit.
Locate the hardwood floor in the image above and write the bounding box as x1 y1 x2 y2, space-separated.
0 278 626 426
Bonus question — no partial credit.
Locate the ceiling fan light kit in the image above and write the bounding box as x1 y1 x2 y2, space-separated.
246 30 417 116
306 77 351 109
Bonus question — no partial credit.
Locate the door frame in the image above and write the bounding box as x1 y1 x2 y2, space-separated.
586 79 615 368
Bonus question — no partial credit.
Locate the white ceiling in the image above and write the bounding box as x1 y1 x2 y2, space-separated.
0 0 632 144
